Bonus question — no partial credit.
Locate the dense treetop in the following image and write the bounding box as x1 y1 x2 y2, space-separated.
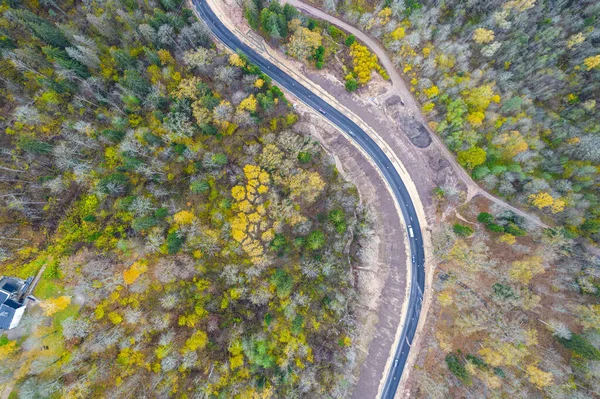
0 0 367 397
244 0 388 91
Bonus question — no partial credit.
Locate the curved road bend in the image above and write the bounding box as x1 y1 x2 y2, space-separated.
191 1 425 397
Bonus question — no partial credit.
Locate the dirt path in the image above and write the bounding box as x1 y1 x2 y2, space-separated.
283 0 549 231
0 383 13 399
29 263 46 297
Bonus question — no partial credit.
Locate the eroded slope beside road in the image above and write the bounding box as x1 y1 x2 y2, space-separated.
299 114 409 399
190 1 426 398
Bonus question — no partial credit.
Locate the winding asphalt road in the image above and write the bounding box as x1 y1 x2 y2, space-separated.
191 1 425 397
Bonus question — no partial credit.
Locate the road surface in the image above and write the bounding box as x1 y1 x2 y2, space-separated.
191 1 425 397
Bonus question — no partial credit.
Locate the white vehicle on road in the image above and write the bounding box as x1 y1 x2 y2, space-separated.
408 225 414 238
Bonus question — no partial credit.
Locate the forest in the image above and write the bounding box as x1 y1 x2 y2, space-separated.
306 0 600 242
0 0 368 397
415 190 600 397
244 0 389 91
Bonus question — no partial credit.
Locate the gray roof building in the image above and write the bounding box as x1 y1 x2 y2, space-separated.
0 276 32 330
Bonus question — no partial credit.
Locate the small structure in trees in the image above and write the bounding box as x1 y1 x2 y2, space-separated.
0 276 33 330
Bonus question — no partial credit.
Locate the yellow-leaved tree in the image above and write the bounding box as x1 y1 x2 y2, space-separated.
377 7 392 25
157 49 174 66
231 185 246 201
473 28 495 44
551 198 565 213
287 170 325 204
528 192 554 209
499 234 516 245
40 295 71 316
464 84 500 112
174 210 195 225
287 23 322 60
504 0 536 12
238 94 257 112
229 53 245 68
438 291 453 307
182 330 208 352
230 164 272 264
457 146 487 169
584 55 600 70
108 311 123 325
229 340 244 370
567 32 585 49
526 365 554 388
192 101 212 125
348 42 388 84
0 340 18 358
479 341 527 367
123 259 148 285
173 76 201 100
423 85 439 98
509 256 544 285
259 144 284 171
390 26 405 40
495 130 529 159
